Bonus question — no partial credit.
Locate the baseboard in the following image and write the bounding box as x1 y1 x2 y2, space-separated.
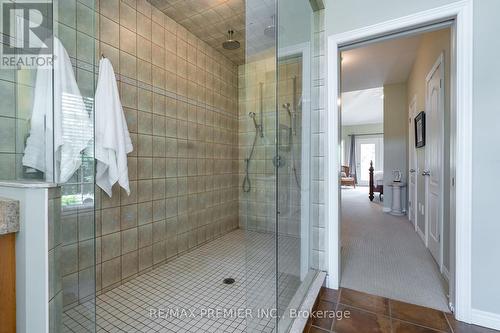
416 226 426 243
382 207 391 213
471 309 500 330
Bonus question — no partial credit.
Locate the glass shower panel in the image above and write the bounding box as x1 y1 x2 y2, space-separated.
0 1 54 181
243 0 277 332
54 1 97 332
245 0 322 331
277 1 318 332
0 0 97 331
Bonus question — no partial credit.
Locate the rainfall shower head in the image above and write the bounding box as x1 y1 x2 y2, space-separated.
222 30 240 50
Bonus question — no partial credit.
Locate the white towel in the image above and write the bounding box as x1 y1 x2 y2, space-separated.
95 58 133 197
23 37 93 183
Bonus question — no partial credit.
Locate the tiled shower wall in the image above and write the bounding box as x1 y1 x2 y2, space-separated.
237 56 303 237
48 187 63 333
237 8 327 271
310 9 327 271
93 0 240 293
238 54 277 234
61 0 239 307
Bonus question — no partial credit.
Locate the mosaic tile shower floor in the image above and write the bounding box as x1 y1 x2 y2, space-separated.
62 229 301 333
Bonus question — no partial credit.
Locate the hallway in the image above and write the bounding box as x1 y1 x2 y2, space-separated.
340 186 449 311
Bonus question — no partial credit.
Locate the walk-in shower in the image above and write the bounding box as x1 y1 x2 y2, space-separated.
0 0 326 332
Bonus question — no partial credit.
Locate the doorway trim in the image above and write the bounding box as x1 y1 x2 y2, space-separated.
424 53 446 273
408 95 418 230
326 0 473 323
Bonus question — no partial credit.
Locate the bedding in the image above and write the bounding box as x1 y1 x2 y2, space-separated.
374 171 383 186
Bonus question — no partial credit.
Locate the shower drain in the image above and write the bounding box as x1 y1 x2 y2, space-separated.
223 278 235 285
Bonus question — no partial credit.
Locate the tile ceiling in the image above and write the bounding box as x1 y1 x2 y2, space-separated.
148 0 247 65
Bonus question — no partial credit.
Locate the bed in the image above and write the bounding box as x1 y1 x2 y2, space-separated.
369 161 383 201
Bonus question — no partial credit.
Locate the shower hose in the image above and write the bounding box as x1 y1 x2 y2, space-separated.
242 131 259 193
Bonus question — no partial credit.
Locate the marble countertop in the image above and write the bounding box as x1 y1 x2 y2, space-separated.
0 197 20 235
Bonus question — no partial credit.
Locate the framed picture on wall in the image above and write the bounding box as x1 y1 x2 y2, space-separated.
415 111 426 148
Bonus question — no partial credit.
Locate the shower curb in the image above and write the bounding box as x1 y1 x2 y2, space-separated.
288 271 326 333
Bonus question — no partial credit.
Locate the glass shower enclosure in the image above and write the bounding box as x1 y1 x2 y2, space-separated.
0 0 97 332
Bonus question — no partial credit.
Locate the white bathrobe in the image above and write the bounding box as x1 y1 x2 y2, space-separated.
23 37 93 183
95 58 133 197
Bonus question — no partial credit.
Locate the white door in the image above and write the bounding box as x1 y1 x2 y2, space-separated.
355 135 383 186
425 54 444 268
408 96 418 227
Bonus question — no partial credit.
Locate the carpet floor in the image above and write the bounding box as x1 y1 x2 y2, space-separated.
340 186 450 312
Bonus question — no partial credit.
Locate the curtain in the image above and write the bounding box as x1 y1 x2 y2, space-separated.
348 135 357 183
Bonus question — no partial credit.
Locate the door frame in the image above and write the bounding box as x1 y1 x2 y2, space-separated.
278 41 311 281
424 53 446 273
408 95 418 229
326 0 473 323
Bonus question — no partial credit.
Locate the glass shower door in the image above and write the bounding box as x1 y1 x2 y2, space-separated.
244 0 323 332
276 1 319 332
243 0 278 332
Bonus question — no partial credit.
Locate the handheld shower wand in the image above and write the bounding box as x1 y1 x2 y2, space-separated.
242 112 261 192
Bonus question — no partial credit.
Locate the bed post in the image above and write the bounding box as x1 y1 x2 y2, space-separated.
369 160 374 201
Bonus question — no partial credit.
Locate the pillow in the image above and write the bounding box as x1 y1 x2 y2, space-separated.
341 171 347 177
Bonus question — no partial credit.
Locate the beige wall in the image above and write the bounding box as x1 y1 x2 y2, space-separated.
383 83 408 211
406 28 451 271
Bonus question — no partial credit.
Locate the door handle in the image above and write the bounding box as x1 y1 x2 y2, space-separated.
422 170 431 176
409 169 416 173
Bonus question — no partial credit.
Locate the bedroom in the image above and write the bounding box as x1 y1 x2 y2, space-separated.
339 26 454 313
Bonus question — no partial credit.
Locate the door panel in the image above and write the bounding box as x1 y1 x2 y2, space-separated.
426 56 444 267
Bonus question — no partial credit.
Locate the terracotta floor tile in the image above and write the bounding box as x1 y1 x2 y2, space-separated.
392 319 445 332
310 300 336 330
390 300 451 332
304 289 500 333
320 287 340 303
332 304 391 333
339 288 390 316
445 313 500 333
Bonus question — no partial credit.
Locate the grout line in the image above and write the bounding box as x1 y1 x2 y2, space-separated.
393 318 450 333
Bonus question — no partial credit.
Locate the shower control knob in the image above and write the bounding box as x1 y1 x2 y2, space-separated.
273 155 284 168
